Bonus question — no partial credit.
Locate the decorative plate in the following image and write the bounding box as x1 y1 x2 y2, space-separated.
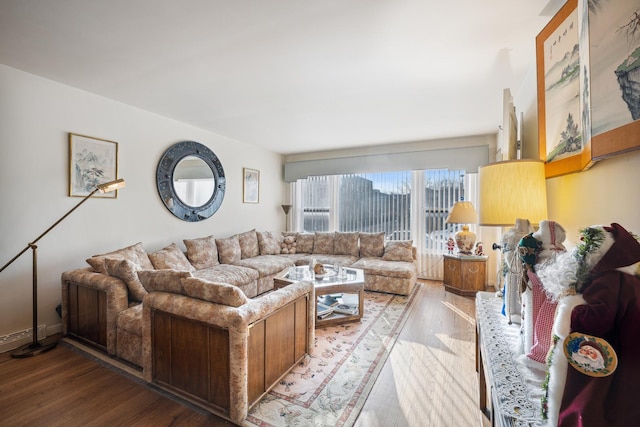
315 270 337 279
563 332 617 377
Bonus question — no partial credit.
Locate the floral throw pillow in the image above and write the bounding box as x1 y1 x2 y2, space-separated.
86 242 153 274
237 229 259 259
257 231 282 255
104 258 148 301
382 240 414 262
359 232 385 258
216 235 241 264
137 269 193 294
184 235 219 270
334 232 359 256
313 232 335 254
148 243 195 271
181 277 249 307
295 233 314 253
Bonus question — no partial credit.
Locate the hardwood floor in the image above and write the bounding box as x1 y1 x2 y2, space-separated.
0 280 484 426
355 280 483 427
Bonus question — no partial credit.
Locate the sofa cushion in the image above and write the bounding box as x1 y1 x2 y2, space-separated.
257 231 282 255
104 258 148 301
138 269 193 293
297 254 358 267
382 240 414 262
216 235 242 264
334 232 359 256
234 255 295 277
237 229 259 259
116 303 143 336
295 233 314 253
181 277 249 307
184 235 219 269
313 232 335 254
359 232 385 257
86 242 153 274
351 257 416 279
193 264 260 286
148 243 195 271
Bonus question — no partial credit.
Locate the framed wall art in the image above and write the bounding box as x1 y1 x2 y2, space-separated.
69 133 119 198
243 167 259 203
587 0 640 161
536 0 593 178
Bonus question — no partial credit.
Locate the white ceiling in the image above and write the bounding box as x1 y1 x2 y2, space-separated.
0 0 562 154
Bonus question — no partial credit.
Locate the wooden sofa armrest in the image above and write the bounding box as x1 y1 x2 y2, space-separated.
61 268 129 354
141 280 314 424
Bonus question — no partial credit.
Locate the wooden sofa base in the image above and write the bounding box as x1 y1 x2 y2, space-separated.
150 294 309 420
65 282 108 351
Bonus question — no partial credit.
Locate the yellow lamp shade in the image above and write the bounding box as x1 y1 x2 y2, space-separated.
478 160 548 227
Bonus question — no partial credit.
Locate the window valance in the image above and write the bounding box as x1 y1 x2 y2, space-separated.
284 145 489 182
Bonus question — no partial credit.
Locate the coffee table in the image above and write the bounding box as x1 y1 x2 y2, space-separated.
274 265 365 328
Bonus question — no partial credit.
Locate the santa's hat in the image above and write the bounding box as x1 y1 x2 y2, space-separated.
587 223 640 276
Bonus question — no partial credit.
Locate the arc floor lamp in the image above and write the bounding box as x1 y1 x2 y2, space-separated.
0 178 126 358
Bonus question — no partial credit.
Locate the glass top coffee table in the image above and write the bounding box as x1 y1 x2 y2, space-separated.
274 265 365 328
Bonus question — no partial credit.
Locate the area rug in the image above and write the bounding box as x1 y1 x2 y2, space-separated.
244 284 420 427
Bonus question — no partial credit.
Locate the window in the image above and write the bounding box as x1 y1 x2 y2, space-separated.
298 168 464 241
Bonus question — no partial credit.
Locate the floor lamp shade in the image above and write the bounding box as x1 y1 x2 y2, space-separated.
478 160 548 227
446 201 477 254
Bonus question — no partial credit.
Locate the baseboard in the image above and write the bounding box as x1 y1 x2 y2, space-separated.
0 322 63 354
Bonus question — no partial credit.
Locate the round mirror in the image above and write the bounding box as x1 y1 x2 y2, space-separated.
156 141 226 221
173 156 215 207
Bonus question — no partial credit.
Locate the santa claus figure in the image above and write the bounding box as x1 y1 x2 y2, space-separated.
539 223 640 426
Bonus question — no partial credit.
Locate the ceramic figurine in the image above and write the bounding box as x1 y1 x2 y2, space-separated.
474 242 484 256
447 237 455 254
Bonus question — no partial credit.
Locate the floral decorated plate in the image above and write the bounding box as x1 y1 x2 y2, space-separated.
315 269 337 279
563 332 617 377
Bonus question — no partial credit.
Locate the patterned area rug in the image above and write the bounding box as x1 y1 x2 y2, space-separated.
244 284 420 427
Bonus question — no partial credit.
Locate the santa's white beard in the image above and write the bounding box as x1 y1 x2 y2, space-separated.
536 252 580 301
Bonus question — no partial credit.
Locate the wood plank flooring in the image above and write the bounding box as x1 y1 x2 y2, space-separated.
0 280 484 426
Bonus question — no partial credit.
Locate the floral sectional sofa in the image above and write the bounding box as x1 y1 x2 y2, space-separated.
61 230 416 424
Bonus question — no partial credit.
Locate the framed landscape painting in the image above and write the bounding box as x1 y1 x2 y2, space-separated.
243 167 259 203
588 0 640 160
69 133 119 198
536 0 593 178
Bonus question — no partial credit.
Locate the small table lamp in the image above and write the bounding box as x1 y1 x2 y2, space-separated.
446 201 478 254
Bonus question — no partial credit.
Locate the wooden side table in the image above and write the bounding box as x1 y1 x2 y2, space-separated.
443 254 487 296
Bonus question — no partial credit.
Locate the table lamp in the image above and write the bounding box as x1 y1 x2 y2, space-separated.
445 201 478 254
478 159 547 323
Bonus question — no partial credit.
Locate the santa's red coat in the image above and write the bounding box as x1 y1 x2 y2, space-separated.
559 270 640 426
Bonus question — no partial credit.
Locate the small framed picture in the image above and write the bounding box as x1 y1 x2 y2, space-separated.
69 133 119 198
243 167 259 203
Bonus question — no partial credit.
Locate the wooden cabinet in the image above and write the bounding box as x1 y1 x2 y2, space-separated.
66 282 107 349
443 254 487 296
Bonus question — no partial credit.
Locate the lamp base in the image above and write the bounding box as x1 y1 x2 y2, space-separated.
455 226 476 255
11 336 58 358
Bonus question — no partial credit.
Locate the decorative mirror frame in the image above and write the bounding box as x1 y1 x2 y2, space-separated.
156 141 226 222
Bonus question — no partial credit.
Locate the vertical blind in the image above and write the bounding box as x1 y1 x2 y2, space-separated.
296 169 468 280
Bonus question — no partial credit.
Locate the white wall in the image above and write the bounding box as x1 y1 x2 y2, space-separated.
0 65 284 342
